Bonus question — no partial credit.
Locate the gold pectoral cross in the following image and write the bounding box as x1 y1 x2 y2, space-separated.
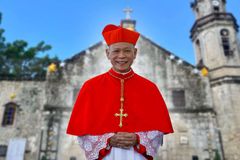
115 108 128 127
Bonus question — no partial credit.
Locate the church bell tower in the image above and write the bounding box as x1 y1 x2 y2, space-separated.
190 0 240 159
190 0 240 160
191 0 240 72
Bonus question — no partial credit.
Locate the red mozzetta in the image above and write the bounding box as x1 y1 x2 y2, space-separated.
67 68 174 136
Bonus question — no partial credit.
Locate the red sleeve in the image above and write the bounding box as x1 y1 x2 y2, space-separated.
97 137 112 160
133 134 154 160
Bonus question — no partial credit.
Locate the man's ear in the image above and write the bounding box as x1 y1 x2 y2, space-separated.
106 48 110 59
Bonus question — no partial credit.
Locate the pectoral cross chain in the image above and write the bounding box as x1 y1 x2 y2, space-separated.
114 79 128 128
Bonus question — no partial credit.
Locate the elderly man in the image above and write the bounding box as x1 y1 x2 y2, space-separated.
67 24 173 160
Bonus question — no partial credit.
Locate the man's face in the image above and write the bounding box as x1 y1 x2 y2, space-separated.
106 42 137 73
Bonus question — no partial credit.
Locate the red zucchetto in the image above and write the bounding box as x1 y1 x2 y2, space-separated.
102 24 140 46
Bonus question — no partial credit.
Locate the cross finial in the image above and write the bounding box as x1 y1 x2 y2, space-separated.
123 7 133 20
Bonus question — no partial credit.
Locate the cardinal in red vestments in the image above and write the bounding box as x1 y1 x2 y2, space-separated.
67 24 173 160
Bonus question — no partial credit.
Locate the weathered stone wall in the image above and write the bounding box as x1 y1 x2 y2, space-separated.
0 81 46 160
211 83 240 160
159 112 223 160
57 111 86 160
136 36 213 110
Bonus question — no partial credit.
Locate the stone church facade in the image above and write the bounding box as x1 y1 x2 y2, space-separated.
0 0 239 160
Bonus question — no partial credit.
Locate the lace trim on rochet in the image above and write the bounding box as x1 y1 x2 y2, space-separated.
77 131 164 160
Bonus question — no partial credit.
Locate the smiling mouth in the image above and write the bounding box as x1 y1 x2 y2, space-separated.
116 61 128 65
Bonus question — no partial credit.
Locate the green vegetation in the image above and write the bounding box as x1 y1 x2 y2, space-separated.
0 12 59 80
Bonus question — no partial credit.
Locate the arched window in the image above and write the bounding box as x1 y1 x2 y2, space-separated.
196 39 201 54
195 39 203 67
2 102 18 126
220 29 232 56
213 5 220 12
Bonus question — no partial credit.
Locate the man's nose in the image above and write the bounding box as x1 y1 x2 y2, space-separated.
118 50 126 58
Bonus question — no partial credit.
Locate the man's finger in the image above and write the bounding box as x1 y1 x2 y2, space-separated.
117 140 136 147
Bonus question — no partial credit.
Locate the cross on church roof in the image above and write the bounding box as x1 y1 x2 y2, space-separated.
123 7 133 20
